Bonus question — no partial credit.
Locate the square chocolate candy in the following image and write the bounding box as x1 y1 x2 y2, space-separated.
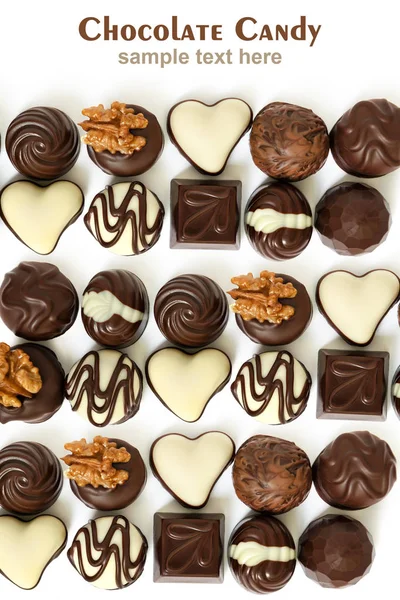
170 179 241 249
317 349 389 421
154 512 224 583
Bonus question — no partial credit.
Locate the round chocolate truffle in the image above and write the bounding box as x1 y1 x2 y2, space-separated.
6 106 79 180
250 102 329 181
84 181 164 256
330 99 400 177
315 182 391 256
232 435 312 514
245 182 313 260
154 274 228 347
0 343 64 424
228 515 296 594
86 104 163 176
0 441 63 515
298 514 375 588
313 431 396 510
65 349 143 427
0 261 78 341
81 270 149 348
392 364 400 419
68 515 147 590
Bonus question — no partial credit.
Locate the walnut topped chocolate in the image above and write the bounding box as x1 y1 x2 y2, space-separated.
0 342 42 408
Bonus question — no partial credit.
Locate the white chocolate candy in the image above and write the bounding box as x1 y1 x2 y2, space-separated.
246 208 312 233
82 290 144 324
230 541 296 566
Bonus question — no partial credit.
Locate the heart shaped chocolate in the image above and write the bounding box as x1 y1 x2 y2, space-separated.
0 180 83 254
150 432 235 509
167 98 252 175
317 269 400 345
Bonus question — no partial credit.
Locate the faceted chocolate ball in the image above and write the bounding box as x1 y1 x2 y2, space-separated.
315 182 391 256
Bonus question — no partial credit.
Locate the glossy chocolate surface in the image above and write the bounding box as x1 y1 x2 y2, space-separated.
392 364 400 419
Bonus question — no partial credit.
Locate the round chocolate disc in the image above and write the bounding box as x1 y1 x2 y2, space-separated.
81 270 149 348
0 343 64 424
154 274 228 347
228 515 296 594
87 104 163 176
0 261 78 341
235 274 312 345
69 439 146 511
392 364 400 419
245 182 313 260
6 106 80 180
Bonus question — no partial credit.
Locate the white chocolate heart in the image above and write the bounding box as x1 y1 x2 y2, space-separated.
0 180 83 254
151 432 235 508
168 99 252 174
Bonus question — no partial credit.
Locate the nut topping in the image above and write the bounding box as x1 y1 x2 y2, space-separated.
0 342 42 408
227 270 297 324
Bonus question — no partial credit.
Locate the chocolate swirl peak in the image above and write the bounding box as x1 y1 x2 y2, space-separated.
0 441 63 515
154 274 228 347
6 106 80 180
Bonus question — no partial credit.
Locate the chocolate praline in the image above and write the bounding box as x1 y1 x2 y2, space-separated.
87 104 163 176
392 364 400 419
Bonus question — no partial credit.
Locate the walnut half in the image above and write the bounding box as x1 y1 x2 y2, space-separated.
0 343 42 408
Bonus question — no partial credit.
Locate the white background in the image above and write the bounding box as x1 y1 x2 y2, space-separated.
0 0 399 597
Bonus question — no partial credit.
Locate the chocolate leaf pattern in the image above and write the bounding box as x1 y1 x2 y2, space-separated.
182 189 232 239
165 522 215 573
329 358 379 408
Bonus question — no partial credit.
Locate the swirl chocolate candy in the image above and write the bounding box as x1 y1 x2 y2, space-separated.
313 431 396 510
392 365 400 419
84 181 164 255
68 515 147 589
228 515 296 594
154 274 228 347
0 441 63 515
81 270 149 348
231 351 311 425
65 349 143 426
330 98 400 177
6 106 80 179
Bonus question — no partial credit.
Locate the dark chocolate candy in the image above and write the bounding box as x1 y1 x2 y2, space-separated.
317 349 389 420
154 274 228 347
0 441 63 515
392 364 400 419
154 513 224 583
232 435 312 514
298 514 375 588
315 182 391 256
6 107 80 180
313 431 396 510
228 515 296 594
330 99 400 177
0 261 78 341
250 102 329 181
170 179 241 250
81 269 149 348
0 343 64 424
87 104 163 176
245 182 312 260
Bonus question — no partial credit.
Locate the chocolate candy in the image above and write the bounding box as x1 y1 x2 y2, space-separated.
313 431 396 510
315 182 391 256
0 343 64 424
316 269 400 346
317 349 389 420
167 98 252 175
84 181 164 255
0 261 78 341
231 350 311 425
65 349 143 426
330 98 400 177
0 180 84 255
154 513 224 583
298 514 375 588
170 179 241 249
0 515 67 589
150 432 235 509
250 102 329 181
0 441 63 515
6 106 79 179
228 515 296 594
392 366 400 419
146 347 231 422
68 515 147 589
232 435 312 514
81 270 149 348
154 274 228 347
